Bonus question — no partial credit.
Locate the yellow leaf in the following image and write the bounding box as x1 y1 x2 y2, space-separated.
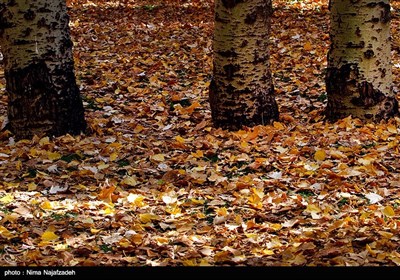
305 204 322 219
109 152 118 162
119 239 131 248
139 213 160 223
29 148 38 157
166 204 181 215
122 176 138 187
190 198 205 205
0 225 15 239
16 160 22 171
182 259 197 266
54 243 68 251
100 206 115 215
133 124 144 133
27 182 37 191
40 201 53 210
41 231 59 242
366 244 377 255
131 234 144 245
382 205 395 217
155 237 169 245
245 233 258 239
191 150 204 158
378 231 393 239
151 154 165 162
314 150 326 161
273 121 285 130
358 155 375 166
175 136 186 144
127 193 146 207
216 207 228 217
48 152 61 161
0 194 14 204
262 249 275 255
269 223 282 231
306 204 321 213
240 141 249 149
251 188 264 199
97 163 109 170
39 136 50 145
90 228 102 234
387 124 397 134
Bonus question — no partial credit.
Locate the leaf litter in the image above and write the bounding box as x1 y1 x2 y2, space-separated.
0 0 400 266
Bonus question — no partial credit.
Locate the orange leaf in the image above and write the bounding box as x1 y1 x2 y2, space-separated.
303 42 312 51
98 186 116 204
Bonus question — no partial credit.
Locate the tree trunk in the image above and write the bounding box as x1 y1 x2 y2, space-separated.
325 0 399 122
0 0 86 139
209 0 279 130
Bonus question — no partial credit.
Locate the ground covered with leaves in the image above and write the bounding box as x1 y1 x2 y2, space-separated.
1 0 400 266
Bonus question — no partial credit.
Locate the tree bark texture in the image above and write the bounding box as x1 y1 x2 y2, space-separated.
0 0 86 139
325 0 399 122
209 0 279 130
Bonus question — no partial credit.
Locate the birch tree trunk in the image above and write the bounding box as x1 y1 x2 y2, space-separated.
0 0 86 139
325 0 399 121
209 0 279 130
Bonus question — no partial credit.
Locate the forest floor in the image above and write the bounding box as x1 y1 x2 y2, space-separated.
1 0 400 268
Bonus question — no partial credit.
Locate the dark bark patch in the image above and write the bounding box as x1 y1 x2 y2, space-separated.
325 64 352 99
37 17 49 28
223 64 240 81
6 60 86 139
0 9 15 33
24 9 36 21
379 67 386 78
325 64 355 121
240 40 248 48
375 96 399 120
6 0 17 6
369 16 380 23
221 0 242 9
37 7 52 13
210 87 278 130
254 86 279 125
14 39 30 45
367 2 391 23
209 80 278 130
355 27 361 37
346 41 365 48
364 49 374 59
216 50 238 58
60 37 73 53
351 81 385 107
380 3 391 23
22 27 33 37
245 11 257 25
215 12 229 24
253 51 267 64
6 61 56 130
